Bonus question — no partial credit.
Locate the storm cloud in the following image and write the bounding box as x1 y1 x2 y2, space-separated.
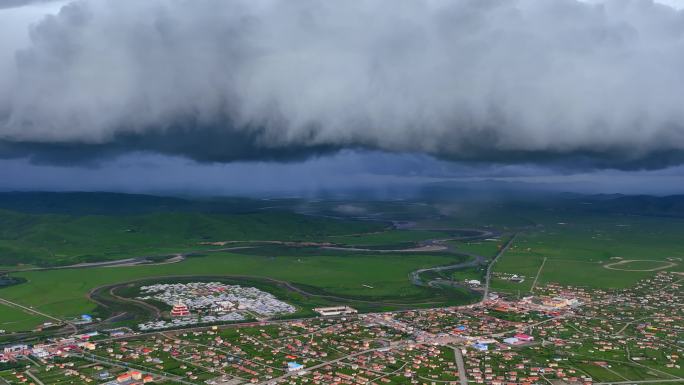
2 0 684 168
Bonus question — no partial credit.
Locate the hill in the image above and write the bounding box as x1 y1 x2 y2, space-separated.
0 191 274 215
0 194 385 267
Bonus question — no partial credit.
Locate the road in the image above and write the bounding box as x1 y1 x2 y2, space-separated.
450 346 469 385
25 371 45 385
482 233 517 301
530 256 547 292
0 296 76 334
409 252 487 288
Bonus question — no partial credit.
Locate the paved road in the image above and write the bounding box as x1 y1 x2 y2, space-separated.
0 296 77 334
482 233 517 301
25 371 45 385
450 346 469 385
530 256 547 292
409 252 487 288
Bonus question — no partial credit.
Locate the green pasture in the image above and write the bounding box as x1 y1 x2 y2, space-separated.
326 230 450 247
0 209 384 267
0 303 48 332
508 215 684 263
451 240 503 257
604 259 677 270
492 215 684 292
0 250 468 323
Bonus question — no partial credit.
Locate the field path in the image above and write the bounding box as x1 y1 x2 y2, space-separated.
482 233 517 301
530 257 547 292
0 296 76 333
603 259 676 272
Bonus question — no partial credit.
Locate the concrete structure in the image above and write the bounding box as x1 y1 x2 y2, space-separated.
313 306 358 316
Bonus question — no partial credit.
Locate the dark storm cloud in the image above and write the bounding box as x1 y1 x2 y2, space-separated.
3 151 684 196
2 0 684 168
0 124 340 165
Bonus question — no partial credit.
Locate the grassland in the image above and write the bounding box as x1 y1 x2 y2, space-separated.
2 192 684 335
450 239 504 257
0 210 384 267
0 250 470 324
325 230 451 246
0 303 48 332
491 214 684 293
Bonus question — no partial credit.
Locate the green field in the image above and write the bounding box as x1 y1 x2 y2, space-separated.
0 303 48 332
0 250 470 322
1 192 684 335
0 209 384 267
491 214 684 293
604 259 676 270
326 229 451 247
450 239 503 257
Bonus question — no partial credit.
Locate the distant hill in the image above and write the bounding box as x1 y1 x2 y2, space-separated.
0 192 385 267
0 191 275 215
417 181 684 217
580 194 684 217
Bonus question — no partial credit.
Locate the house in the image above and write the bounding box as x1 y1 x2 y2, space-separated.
287 362 305 372
472 343 489 351
503 337 519 345
514 334 534 342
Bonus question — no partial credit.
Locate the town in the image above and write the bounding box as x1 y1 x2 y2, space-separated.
135 282 297 331
1 272 681 385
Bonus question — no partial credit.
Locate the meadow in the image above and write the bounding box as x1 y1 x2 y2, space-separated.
0 249 469 325
0 303 48 332
491 214 684 293
325 230 452 247
2 192 684 334
0 209 384 267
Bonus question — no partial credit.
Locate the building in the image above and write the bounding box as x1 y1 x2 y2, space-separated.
171 301 191 317
472 343 489 351
541 297 579 309
504 337 520 345
514 333 534 342
106 371 153 385
313 306 358 316
287 362 305 372
3 345 28 354
510 275 525 283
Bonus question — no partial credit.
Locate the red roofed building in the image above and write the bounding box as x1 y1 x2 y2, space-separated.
514 333 534 342
171 302 190 317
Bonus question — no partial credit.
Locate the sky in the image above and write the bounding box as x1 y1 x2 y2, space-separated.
1 0 684 197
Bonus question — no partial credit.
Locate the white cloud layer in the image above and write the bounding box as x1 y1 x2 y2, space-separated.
1 0 684 164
